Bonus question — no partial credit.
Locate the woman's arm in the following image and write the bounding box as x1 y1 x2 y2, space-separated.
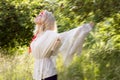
58 22 95 66
51 38 61 53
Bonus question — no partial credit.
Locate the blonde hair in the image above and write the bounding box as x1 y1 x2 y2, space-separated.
34 10 57 35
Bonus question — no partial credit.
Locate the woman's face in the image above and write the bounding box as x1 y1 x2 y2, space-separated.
34 11 46 25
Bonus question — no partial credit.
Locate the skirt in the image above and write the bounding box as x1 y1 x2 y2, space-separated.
42 75 57 80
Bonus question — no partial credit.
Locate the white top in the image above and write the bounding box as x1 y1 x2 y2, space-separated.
30 23 92 80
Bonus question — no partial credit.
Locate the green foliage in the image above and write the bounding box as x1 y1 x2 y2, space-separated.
0 0 33 48
0 0 119 49
57 48 120 80
0 53 33 80
90 48 120 80
0 48 119 80
0 0 120 80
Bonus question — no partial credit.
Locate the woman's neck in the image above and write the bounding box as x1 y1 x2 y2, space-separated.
36 24 45 35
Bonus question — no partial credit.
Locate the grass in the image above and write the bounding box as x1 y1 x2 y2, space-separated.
0 53 33 80
0 47 120 80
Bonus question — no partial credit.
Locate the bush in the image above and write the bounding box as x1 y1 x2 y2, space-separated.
58 48 120 80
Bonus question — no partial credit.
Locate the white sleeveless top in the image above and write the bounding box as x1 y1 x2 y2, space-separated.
30 23 92 80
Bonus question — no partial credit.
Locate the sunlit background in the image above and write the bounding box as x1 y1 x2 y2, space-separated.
0 0 120 80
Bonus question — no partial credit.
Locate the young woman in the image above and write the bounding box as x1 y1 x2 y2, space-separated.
29 10 94 80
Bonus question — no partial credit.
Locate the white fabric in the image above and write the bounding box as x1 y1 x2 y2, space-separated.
59 23 92 65
33 58 57 80
30 30 59 80
30 23 92 80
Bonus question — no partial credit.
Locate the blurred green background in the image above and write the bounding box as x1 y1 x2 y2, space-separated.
0 0 120 80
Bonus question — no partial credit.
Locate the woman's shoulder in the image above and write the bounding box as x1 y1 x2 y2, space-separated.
46 30 56 33
42 30 58 38
45 30 58 35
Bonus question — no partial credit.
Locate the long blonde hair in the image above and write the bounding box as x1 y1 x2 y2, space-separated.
33 10 57 35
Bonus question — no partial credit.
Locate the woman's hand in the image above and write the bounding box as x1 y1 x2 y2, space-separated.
89 22 95 28
51 38 61 52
